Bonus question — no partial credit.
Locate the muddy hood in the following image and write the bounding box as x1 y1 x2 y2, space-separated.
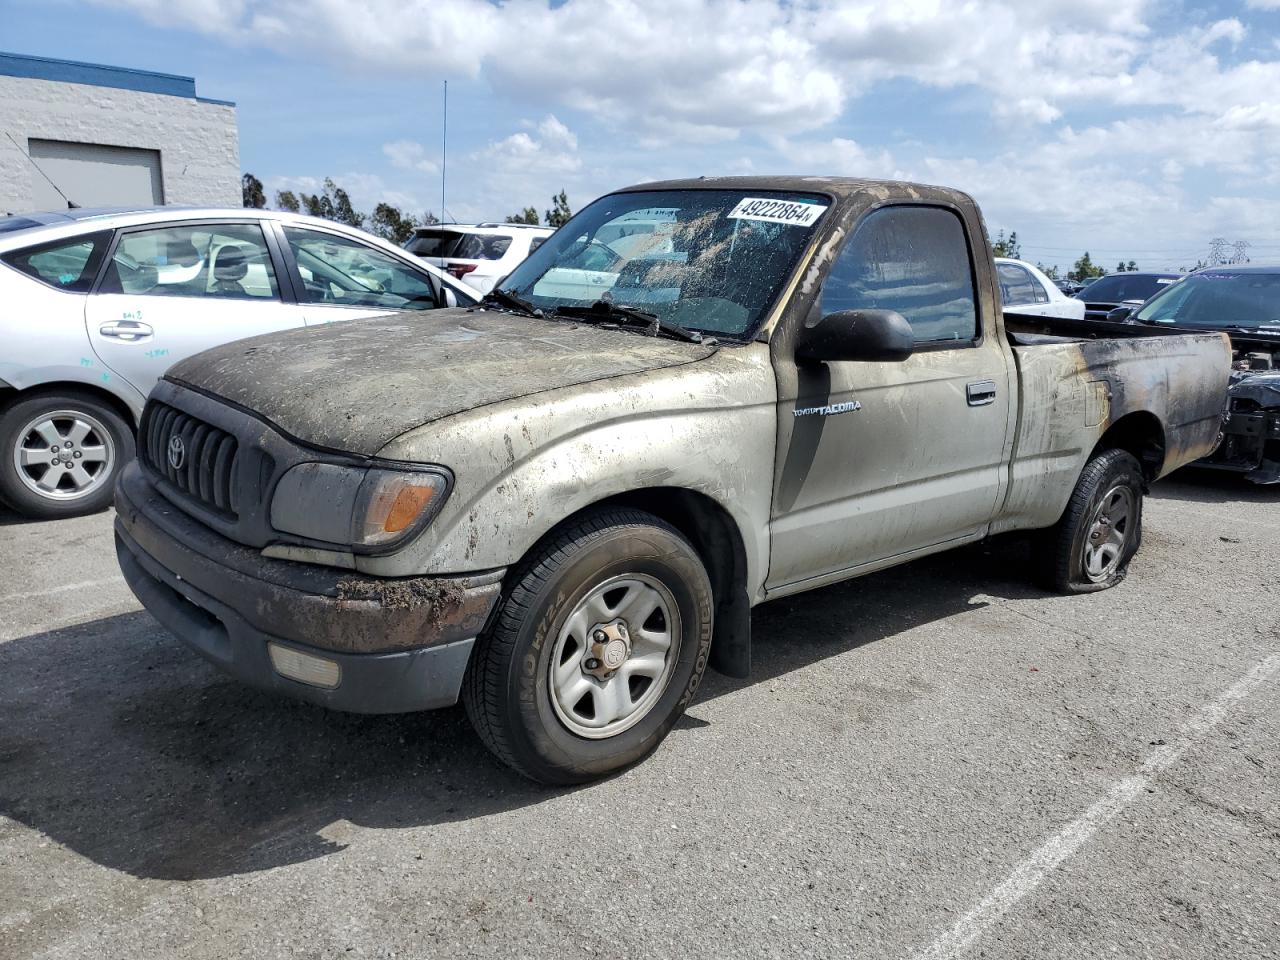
166 309 718 456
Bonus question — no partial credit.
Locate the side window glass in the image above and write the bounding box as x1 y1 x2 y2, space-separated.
1 230 111 292
821 206 978 344
1033 275 1050 303
284 226 438 311
997 263 1039 307
99 224 280 300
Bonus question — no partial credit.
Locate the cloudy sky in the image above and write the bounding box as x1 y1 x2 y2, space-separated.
6 0 1280 272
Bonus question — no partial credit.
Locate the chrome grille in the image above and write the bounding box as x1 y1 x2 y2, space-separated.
141 401 240 517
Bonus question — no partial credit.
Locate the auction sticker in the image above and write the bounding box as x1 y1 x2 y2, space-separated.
728 197 828 227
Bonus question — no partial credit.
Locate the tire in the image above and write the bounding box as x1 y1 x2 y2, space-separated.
1036 449 1144 594
0 391 134 520
463 508 714 784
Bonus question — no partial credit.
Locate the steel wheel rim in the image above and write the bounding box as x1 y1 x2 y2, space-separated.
13 409 116 501
548 573 681 740
1083 483 1134 582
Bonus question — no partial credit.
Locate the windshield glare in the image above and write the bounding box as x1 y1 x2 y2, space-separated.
496 189 830 337
1133 272 1280 328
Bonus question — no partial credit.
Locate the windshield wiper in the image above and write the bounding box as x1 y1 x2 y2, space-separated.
481 288 542 317
553 301 713 344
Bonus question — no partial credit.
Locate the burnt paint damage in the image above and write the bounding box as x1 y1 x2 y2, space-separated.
165 309 716 456
993 330 1230 535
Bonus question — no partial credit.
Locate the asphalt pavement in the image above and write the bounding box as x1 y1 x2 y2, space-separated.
1 469 1277 959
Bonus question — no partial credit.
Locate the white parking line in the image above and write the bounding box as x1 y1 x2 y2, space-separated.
914 651 1280 960
0 577 122 603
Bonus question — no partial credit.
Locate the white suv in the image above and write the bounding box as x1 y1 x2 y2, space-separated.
403 223 554 294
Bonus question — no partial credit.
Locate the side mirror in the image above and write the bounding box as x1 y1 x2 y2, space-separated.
796 309 914 363
440 286 458 309
1106 305 1135 322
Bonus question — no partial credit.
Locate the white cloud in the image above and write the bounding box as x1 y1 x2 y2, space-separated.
474 115 581 175
382 140 439 174
770 136 900 179
92 0 1280 254
94 0 1280 141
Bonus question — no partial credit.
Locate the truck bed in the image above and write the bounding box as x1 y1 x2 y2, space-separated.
992 312 1231 535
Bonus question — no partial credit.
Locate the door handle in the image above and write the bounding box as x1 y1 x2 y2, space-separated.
99 321 154 341
967 380 997 406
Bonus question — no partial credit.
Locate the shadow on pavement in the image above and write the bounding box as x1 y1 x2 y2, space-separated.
1 536 1041 882
1151 467 1279 505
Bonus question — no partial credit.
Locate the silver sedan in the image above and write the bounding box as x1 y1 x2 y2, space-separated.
0 206 477 518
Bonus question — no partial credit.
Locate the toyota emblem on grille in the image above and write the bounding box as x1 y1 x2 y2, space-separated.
167 435 186 470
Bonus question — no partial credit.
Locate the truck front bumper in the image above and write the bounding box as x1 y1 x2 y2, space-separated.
114 461 504 713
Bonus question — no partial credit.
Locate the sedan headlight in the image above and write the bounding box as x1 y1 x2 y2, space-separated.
270 462 450 552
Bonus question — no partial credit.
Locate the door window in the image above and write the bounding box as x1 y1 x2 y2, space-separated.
997 262 1046 306
821 206 978 344
98 223 280 300
284 227 439 311
1 230 111 292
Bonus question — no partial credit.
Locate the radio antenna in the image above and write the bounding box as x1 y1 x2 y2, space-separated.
5 132 78 208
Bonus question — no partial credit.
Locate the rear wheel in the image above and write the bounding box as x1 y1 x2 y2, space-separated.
0 392 134 519
463 508 713 784
1037 449 1144 593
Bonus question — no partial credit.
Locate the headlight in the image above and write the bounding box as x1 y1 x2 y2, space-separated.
269 462 450 552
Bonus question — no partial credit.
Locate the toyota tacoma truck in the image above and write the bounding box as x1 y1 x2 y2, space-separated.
114 177 1231 784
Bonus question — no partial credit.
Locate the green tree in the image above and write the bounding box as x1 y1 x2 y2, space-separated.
545 190 572 228
1069 252 1106 282
991 229 1021 259
299 178 365 228
369 203 419 245
506 207 540 225
1036 262 1059 279
274 190 300 213
241 173 266 209
1116 261 1127 273
1126 260 1137 271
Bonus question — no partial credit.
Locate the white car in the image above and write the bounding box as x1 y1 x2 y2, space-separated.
995 257 1085 320
0 206 478 519
403 222 554 294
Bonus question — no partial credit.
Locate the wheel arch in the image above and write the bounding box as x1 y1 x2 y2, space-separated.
0 381 140 432
507 487 754 679
1091 411 1166 483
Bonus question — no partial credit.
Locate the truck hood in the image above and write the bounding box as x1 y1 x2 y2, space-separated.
165 309 719 456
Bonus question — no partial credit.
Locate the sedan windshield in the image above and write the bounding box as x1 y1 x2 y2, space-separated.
1079 274 1180 303
1133 272 1280 329
495 189 830 338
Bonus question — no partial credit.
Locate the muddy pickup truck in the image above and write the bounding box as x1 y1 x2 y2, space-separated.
114 177 1231 783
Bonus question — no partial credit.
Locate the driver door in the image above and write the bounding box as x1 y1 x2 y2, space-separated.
768 204 1015 589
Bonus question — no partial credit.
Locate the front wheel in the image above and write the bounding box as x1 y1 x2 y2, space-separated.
463 508 714 784
1037 448 1144 593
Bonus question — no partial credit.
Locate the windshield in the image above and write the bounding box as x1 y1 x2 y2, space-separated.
1079 274 1179 303
496 189 830 337
1133 272 1280 329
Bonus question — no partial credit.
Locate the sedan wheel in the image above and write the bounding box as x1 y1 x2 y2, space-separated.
13 409 116 501
0 392 134 519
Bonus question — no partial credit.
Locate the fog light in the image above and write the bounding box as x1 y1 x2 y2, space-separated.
268 642 341 689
